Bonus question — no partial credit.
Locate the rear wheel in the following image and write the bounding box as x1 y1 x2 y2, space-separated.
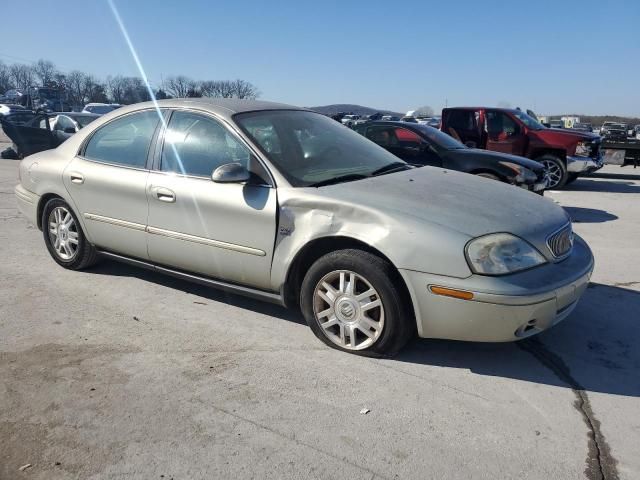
538 155 567 190
42 198 98 270
300 249 413 356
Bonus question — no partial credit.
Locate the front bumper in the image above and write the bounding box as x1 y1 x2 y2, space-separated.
399 235 594 342
567 154 604 173
15 184 40 226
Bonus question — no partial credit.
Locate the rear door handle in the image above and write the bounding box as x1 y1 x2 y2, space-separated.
69 172 84 184
151 186 176 203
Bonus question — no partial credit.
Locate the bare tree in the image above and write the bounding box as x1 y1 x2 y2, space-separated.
165 75 197 98
230 79 259 99
107 75 126 104
8 64 34 91
66 70 86 107
32 59 57 86
0 61 12 93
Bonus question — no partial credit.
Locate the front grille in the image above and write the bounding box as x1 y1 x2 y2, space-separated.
547 224 574 259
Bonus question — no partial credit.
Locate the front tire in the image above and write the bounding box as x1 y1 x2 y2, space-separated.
300 249 413 356
538 154 568 190
42 198 98 270
565 173 579 185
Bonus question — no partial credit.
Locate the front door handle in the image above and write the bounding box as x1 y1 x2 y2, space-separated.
69 172 84 184
151 186 176 203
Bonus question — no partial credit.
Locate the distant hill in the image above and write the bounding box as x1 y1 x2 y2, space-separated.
308 104 403 117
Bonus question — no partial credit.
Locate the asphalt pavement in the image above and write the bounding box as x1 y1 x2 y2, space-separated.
1 157 638 480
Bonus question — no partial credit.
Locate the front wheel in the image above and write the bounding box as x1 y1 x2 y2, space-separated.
565 173 579 185
538 154 568 190
300 249 414 356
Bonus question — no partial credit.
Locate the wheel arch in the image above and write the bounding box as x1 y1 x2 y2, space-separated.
36 193 64 230
531 148 567 164
282 236 415 320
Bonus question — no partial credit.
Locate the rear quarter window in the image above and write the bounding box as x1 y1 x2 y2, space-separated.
83 110 159 168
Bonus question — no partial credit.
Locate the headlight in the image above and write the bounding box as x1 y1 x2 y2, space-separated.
465 233 547 275
498 161 536 184
575 141 590 157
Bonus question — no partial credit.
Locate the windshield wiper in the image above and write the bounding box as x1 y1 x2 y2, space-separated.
371 162 412 176
308 174 369 187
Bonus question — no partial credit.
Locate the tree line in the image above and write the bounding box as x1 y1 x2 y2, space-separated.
0 59 260 107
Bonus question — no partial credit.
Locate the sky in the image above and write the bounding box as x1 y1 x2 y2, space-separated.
3 0 639 116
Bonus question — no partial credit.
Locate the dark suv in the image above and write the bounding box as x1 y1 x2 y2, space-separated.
355 121 547 194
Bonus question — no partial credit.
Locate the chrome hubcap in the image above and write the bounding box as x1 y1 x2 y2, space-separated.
313 270 384 350
541 160 562 189
48 207 79 260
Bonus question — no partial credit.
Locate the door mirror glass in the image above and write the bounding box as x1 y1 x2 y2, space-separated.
212 162 250 183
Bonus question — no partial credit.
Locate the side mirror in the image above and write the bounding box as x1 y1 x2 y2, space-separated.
465 140 477 148
63 127 76 134
211 162 250 183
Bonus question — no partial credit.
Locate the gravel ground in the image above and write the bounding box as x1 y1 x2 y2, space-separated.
1 156 638 480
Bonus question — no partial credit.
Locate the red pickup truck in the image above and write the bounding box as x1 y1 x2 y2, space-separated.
441 107 603 189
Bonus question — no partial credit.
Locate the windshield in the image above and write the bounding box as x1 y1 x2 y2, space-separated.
236 110 406 187
413 124 467 149
71 115 98 128
511 110 545 130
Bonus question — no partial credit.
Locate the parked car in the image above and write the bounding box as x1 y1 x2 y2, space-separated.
441 107 603 189
601 123 628 141
49 113 100 135
400 116 418 123
548 120 564 129
341 114 360 127
381 115 400 121
0 111 96 158
354 121 547 194
634 125 640 139
14 99 594 355
0 113 63 158
82 103 121 115
0 103 28 116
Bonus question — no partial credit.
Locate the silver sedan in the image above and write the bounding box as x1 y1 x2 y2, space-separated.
15 99 594 355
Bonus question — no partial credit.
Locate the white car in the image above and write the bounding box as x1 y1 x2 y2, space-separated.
81 103 122 115
0 103 27 116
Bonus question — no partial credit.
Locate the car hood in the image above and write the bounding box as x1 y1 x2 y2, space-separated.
451 148 545 172
538 128 599 142
310 166 569 251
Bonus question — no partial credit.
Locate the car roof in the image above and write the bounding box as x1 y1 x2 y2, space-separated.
109 98 305 121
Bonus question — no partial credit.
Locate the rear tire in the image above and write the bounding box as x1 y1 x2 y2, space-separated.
300 249 413 356
538 154 568 190
42 198 98 270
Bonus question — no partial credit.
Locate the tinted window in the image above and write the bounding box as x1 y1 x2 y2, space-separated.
366 126 422 147
84 110 159 167
161 111 252 177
